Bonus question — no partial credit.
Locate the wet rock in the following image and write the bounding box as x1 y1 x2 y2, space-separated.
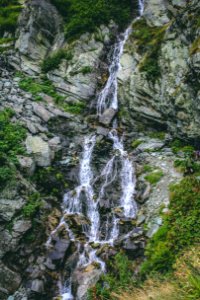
31 279 44 293
96 126 109 136
72 265 102 300
99 108 117 126
48 136 61 152
26 135 52 167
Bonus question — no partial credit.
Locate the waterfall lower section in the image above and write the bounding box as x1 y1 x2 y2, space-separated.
46 2 144 299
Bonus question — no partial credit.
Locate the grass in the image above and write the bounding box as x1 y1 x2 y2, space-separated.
41 49 73 73
0 108 26 187
148 132 166 140
141 176 200 275
145 170 164 185
18 74 86 114
51 0 132 41
190 37 200 55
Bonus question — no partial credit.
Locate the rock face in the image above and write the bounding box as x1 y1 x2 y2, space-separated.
0 0 199 299
26 135 52 167
119 0 200 141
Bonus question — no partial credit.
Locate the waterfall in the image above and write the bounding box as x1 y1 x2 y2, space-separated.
46 1 145 299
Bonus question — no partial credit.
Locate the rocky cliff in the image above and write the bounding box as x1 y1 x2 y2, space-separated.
0 0 199 299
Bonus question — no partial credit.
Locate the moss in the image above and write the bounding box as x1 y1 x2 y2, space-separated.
143 164 153 173
41 49 73 73
130 19 168 83
145 170 164 185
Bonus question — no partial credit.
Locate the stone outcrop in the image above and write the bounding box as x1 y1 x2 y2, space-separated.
118 0 200 141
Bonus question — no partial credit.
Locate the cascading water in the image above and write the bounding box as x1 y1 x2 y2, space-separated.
46 1 145 299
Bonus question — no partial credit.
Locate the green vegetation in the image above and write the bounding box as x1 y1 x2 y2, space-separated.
148 131 166 140
88 252 134 299
131 139 143 149
22 192 42 218
51 0 132 40
0 1 22 37
131 19 168 83
141 176 200 275
0 108 26 187
69 66 93 76
143 164 153 173
41 49 73 73
145 170 163 185
18 74 86 114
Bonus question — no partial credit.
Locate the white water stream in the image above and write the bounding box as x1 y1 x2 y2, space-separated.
47 1 145 298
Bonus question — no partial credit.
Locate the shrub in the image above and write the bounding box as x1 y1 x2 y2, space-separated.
41 49 73 73
51 0 132 41
131 139 143 149
88 252 133 299
145 170 164 185
0 1 22 37
141 176 200 275
0 108 26 187
22 192 42 218
131 19 168 83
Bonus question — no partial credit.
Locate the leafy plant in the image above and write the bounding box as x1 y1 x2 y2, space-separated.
51 0 132 41
0 108 26 187
22 192 42 218
0 1 22 37
141 176 200 275
41 49 73 73
145 170 163 185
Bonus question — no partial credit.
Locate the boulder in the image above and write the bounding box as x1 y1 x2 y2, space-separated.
72 265 102 300
17 156 36 176
99 108 117 126
0 199 24 222
26 135 52 167
32 103 52 122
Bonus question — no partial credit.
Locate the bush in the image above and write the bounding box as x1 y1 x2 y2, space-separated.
0 1 22 37
145 170 164 185
130 19 168 83
0 108 26 187
141 176 200 275
22 192 42 218
88 252 133 299
51 0 132 41
41 49 73 73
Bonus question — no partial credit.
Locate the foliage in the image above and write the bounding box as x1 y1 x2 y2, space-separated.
0 108 26 187
148 131 166 140
145 170 163 185
131 139 143 149
141 176 200 275
88 252 133 299
18 74 86 114
22 192 42 218
190 37 200 55
143 164 153 173
0 1 22 37
51 0 132 41
131 19 168 83
41 49 73 73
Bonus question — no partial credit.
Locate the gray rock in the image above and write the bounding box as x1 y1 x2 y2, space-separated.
0 199 24 222
32 103 52 122
31 279 44 293
17 156 36 176
26 135 52 167
99 108 117 126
